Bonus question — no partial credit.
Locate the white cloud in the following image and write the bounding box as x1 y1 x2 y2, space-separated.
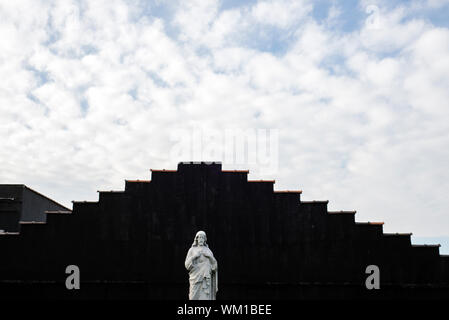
1 0 449 247
426 0 449 8
250 0 312 28
173 0 220 42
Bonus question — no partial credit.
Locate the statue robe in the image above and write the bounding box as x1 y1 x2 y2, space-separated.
185 245 218 300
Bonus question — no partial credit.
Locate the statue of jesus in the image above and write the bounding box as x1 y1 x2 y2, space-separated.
184 231 218 300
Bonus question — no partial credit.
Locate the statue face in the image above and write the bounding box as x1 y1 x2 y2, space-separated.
197 233 206 246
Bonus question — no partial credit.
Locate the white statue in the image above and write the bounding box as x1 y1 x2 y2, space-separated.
184 231 218 300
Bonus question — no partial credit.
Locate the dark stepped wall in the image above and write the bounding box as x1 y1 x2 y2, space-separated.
0 162 448 299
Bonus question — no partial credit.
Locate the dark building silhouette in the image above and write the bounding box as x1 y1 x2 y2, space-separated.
0 185 70 233
0 162 448 299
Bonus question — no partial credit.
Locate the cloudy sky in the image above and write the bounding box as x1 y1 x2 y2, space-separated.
1 0 449 252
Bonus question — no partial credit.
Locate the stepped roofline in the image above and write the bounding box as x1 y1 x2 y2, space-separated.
71 200 98 204
152 162 253 173
274 190 302 194
356 222 384 225
301 200 329 204
2 163 449 299
412 244 441 247
328 210 356 214
179 161 222 165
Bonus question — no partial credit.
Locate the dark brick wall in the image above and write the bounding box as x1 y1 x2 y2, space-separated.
0 163 448 299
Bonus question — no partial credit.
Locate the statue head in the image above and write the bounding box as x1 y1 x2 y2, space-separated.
192 230 208 247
